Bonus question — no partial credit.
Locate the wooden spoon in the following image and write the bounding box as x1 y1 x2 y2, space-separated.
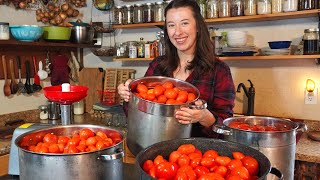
2 55 11 96
9 59 19 94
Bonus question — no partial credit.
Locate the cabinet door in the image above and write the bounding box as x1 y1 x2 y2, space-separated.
0 154 9 176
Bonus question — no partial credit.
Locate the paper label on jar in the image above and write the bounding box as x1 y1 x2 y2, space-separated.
129 46 137 58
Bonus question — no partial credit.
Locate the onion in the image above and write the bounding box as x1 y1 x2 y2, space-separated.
59 12 67 20
66 8 74 17
36 9 42 15
36 15 42 22
19 2 26 9
47 3 54 11
72 9 79 17
61 3 69 11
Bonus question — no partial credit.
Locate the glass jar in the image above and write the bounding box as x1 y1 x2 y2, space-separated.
133 4 144 24
163 0 172 9
0 22 9 40
231 0 244 16
299 0 315 10
272 0 282 13
219 0 231 17
303 28 319 55
257 0 271 14
137 37 145 58
73 100 84 115
113 6 123 25
244 0 257 15
154 2 164 22
207 0 219 18
283 0 298 12
116 42 128 58
198 0 207 18
128 41 137 58
144 3 154 23
123 5 133 24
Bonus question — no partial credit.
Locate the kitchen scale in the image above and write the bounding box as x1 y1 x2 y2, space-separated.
8 84 88 175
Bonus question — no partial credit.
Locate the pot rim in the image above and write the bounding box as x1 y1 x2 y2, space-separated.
15 124 125 156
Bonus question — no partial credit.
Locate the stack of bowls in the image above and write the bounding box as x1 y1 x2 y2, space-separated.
227 31 247 47
263 41 292 55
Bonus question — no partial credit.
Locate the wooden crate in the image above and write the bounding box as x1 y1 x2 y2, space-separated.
102 68 136 105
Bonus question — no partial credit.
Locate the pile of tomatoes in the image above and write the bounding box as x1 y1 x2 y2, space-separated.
133 81 197 105
142 144 260 180
19 128 122 154
228 121 286 132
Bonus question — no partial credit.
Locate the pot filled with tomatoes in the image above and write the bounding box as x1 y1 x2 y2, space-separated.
127 76 202 156
136 138 283 180
15 124 124 180
213 116 307 180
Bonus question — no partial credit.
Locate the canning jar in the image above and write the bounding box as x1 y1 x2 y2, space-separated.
144 3 154 23
303 28 319 55
299 0 315 10
283 0 298 11
198 0 207 18
128 41 137 58
137 38 145 58
133 4 144 24
231 0 244 16
272 0 282 13
244 0 257 15
113 6 123 25
116 42 128 58
154 2 164 22
0 22 9 40
257 0 271 14
219 0 231 17
123 5 133 24
207 0 219 18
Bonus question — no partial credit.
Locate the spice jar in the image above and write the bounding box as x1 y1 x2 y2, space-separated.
272 0 282 13
257 0 271 14
73 100 84 115
219 0 231 17
244 0 257 15
128 41 137 58
299 0 315 10
133 4 144 24
113 6 123 25
198 0 207 18
144 3 154 23
0 22 9 40
303 28 319 55
231 0 244 16
39 105 48 120
123 5 133 24
154 2 165 22
207 0 219 18
116 42 128 58
283 0 298 11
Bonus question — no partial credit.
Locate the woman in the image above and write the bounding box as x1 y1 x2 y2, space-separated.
118 0 235 137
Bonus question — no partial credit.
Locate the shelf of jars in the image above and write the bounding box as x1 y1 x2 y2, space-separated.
112 9 320 29
113 55 320 61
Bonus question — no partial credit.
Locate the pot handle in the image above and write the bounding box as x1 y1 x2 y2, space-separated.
270 167 284 180
99 148 124 161
186 99 207 110
296 121 308 134
212 125 232 135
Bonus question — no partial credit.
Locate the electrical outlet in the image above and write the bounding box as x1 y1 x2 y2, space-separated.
305 88 318 104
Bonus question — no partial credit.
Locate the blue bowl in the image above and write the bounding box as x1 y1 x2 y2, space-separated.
268 41 292 49
10 25 43 42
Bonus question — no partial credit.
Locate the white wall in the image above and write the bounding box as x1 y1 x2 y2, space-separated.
1 2 320 121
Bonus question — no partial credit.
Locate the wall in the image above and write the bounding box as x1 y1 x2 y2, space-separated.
0 2 319 121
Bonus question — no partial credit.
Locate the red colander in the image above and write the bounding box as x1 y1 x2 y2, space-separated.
43 85 89 105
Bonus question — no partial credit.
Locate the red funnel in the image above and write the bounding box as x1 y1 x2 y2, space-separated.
43 85 89 105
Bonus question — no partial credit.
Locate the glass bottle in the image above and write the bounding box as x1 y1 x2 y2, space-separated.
144 3 154 23
244 0 257 15
231 0 244 16
303 28 319 55
257 0 271 14
219 0 231 17
123 5 133 24
133 4 144 24
128 41 137 58
283 0 298 12
154 2 165 22
207 0 219 18
113 6 123 25
197 0 207 18
272 0 282 13
137 37 145 58
299 0 315 10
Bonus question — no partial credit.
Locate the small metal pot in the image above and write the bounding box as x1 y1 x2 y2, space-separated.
15 124 125 180
135 138 283 180
70 26 94 44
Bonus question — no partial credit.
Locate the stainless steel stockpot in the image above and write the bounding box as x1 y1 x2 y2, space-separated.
15 124 125 180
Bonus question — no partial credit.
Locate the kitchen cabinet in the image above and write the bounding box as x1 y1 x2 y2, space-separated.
294 160 320 179
0 154 9 176
111 9 320 61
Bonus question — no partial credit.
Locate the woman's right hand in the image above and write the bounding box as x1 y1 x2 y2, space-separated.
117 79 132 102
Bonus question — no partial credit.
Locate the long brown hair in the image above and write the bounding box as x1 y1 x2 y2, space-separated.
158 0 216 78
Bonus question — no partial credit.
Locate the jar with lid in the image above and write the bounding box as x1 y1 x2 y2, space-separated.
116 42 128 58
197 0 207 18
219 0 231 17
244 0 257 15
163 0 172 9
128 41 137 58
0 22 9 40
144 3 154 23
303 28 319 55
154 2 165 22
272 0 282 13
299 0 315 10
137 38 145 58
133 4 144 24
283 0 298 11
123 5 133 24
231 0 244 16
113 6 123 25
207 0 219 18
257 0 271 14
73 100 84 115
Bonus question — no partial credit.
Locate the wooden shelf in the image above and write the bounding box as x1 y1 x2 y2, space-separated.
112 9 320 29
113 57 154 61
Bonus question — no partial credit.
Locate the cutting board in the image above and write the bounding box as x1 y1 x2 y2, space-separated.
78 68 104 112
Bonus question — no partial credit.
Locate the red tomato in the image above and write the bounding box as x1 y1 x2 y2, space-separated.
166 99 177 104
86 137 97 146
226 175 243 180
177 144 196 155
157 95 167 104
154 85 165 97
174 171 188 180
176 93 188 103
227 159 243 170
230 166 250 180
194 166 210 177
162 81 174 89
146 93 156 101
241 156 259 176
155 162 178 179
154 155 166 165
198 173 224 180
169 150 182 163
215 156 232 166
143 160 154 172
79 128 95 140
43 133 58 144
190 157 202 168
164 89 178 99
177 165 197 180
200 157 215 168
232 152 245 160
149 166 157 178
187 93 196 102
48 144 60 153
58 136 70 146
139 92 148 99
188 151 203 160
96 140 106 150
214 166 228 177
177 154 190 167
203 150 219 159
76 144 86 152
137 84 148 93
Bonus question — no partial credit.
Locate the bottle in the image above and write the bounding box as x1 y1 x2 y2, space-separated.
137 37 145 58
303 28 319 55
73 100 84 115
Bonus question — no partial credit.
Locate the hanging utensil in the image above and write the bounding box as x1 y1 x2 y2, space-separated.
16 56 26 94
2 55 11 96
38 61 48 80
32 56 42 92
44 51 51 74
25 60 33 94
9 59 18 94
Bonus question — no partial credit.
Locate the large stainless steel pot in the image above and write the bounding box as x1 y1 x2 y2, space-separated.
127 76 200 156
135 138 283 180
70 26 94 44
15 124 125 180
213 116 307 180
